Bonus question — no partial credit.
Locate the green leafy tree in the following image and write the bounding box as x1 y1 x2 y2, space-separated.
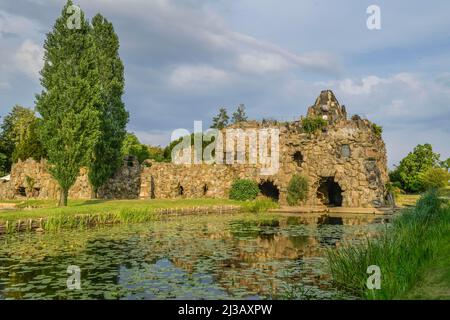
287 174 308 206
148 145 166 162
121 133 150 163
211 107 229 129
87 14 129 196
36 1 102 206
389 143 441 193
0 112 16 173
163 133 215 162
0 106 46 167
419 167 450 191
440 157 450 172
231 104 248 124
0 152 7 177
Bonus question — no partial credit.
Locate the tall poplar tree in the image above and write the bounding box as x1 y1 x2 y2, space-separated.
36 1 101 206
88 14 129 197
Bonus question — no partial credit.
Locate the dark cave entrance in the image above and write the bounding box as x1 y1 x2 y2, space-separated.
177 183 184 196
258 180 280 201
316 177 343 207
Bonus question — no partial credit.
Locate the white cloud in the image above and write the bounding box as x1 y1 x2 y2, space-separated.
0 10 36 36
237 53 292 74
169 65 231 89
78 0 339 75
14 39 44 81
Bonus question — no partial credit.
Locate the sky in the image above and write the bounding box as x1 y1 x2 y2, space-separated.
0 0 449 167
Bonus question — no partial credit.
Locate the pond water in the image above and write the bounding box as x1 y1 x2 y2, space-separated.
0 213 389 300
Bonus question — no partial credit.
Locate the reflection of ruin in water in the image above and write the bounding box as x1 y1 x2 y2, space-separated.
0 213 388 299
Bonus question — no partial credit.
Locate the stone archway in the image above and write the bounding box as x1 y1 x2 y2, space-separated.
316 177 343 207
258 180 280 201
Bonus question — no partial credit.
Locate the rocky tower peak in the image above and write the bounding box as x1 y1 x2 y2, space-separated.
307 90 347 123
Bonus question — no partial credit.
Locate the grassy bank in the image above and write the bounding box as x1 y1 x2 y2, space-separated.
0 198 278 234
327 191 450 299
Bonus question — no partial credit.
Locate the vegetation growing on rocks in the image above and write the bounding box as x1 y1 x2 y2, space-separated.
287 175 308 206
301 116 328 134
229 179 260 201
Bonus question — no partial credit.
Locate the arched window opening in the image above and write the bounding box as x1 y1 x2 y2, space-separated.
293 151 304 166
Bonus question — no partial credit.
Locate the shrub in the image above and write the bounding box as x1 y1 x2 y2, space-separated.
301 117 328 134
287 175 308 206
419 167 450 191
229 179 259 201
372 123 383 138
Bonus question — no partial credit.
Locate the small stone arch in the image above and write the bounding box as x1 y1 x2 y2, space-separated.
316 177 343 207
258 180 280 201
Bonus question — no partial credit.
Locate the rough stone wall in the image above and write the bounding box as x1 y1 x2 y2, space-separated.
98 156 141 199
277 118 388 207
140 163 262 199
0 158 92 200
140 90 389 208
0 157 141 200
0 90 390 208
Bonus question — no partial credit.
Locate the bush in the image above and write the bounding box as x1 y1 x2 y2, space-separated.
372 123 383 138
419 167 450 191
229 179 259 201
287 175 308 206
301 117 328 134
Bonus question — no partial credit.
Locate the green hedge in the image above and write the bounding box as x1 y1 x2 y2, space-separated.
287 175 308 206
229 179 259 201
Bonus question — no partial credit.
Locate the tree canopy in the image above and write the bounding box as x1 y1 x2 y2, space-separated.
231 104 248 124
87 13 129 195
121 133 150 164
211 107 229 129
0 106 46 174
389 143 443 193
36 1 102 206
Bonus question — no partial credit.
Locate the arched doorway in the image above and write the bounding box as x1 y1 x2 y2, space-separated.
258 180 280 201
316 177 343 207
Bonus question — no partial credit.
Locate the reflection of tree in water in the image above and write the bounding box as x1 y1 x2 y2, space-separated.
0 214 385 299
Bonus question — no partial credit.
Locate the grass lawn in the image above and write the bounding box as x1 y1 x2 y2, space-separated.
0 198 245 222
